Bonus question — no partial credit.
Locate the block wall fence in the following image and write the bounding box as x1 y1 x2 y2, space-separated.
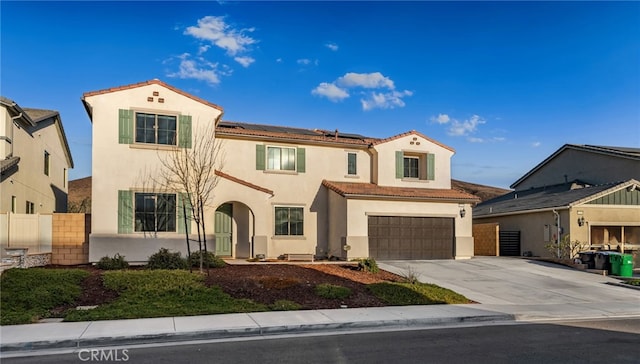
51 213 91 265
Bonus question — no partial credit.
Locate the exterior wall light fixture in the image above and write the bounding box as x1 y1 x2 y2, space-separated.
459 204 466 218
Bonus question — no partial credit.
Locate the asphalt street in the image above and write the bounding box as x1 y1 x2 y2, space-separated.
4 318 640 364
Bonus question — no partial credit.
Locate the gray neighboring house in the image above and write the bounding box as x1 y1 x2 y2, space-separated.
474 144 640 258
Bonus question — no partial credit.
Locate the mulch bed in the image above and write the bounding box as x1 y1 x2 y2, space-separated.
52 263 406 313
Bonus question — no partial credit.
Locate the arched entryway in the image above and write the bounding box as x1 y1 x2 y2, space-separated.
214 201 255 258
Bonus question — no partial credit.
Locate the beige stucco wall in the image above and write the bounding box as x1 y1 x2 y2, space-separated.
1 108 70 214
343 198 474 259
374 134 453 189
85 84 222 236
475 205 640 258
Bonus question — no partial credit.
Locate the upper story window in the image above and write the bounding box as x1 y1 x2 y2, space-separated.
347 152 357 175
134 193 176 232
119 109 191 148
135 113 177 145
26 201 35 214
395 151 435 181
256 144 306 173
403 156 419 178
44 151 50 176
267 146 296 171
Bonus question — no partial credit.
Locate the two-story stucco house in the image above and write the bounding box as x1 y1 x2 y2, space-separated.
1 97 74 214
82 80 478 263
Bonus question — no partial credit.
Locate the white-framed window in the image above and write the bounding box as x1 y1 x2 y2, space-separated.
26 201 35 214
347 152 357 175
134 193 176 232
135 113 177 145
11 196 17 213
274 206 304 236
396 151 435 181
267 146 296 171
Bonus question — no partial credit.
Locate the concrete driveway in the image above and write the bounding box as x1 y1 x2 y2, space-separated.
380 257 639 306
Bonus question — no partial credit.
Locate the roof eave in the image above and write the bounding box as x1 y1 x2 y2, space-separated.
215 131 372 149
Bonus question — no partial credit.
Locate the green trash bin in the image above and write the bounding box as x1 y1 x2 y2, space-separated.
619 254 634 277
609 253 622 275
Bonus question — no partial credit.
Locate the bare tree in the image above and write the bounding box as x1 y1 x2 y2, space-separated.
157 119 225 272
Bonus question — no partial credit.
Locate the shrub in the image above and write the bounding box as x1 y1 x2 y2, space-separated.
147 248 188 270
269 300 302 311
188 250 226 268
96 253 129 270
356 257 379 273
315 283 351 300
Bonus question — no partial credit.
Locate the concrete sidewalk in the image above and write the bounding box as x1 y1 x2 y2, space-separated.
1 305 513 353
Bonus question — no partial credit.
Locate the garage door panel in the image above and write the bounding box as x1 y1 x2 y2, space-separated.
368 216 454 260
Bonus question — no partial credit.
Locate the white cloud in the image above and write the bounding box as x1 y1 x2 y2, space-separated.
276 58 283 63
361 90 413 111
311 83 349 102
448 115 486 136
532 141 541 147
185 16 256 56
337 72 395 89
313 72 411 110
467 137 484 143
197 45 211 55
325 42 339 51
297 58 311 65
431 113 450 124
166 53 230 85
234 56 255 67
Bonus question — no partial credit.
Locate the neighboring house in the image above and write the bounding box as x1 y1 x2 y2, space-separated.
82 79 478 263
474 144 640 257
1 97 74 214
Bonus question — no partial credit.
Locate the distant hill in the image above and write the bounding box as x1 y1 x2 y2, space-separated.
68 176 509 213
68 176 92 213
451 179 510 202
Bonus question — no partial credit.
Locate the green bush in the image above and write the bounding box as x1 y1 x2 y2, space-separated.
315 283 352 299
96 253 129 270
189 250 226 268
356 257 379 273
147 248 188 270
1 268 90 325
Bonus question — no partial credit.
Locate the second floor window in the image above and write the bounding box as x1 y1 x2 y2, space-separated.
267 146 296 171
26 201 35 214
44 151 50 176
136 113 177 145
404 156 419 179
347 153 357 175
134 193 176 232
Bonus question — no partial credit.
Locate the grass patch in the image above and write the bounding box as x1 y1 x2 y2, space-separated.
315 283 351 299
64 270 266 322
269 300 303 311
368 282 470 305
1 268 90 325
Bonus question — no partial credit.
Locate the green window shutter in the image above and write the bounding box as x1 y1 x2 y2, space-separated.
118 109 134 144
177 193 192 234
117 190 133 233
178 115 192 148
256 144 265 170
427 153 435 181
296 147 306 173
395 151 404 179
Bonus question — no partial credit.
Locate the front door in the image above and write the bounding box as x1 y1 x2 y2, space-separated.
215 204 232 256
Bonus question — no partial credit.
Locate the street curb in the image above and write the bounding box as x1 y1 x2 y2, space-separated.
0 314 514 354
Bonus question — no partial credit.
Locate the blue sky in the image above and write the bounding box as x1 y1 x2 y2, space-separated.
2 1 639 188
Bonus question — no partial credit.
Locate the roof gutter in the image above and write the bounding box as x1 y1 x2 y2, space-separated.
341 193 479 204
474 205 570 219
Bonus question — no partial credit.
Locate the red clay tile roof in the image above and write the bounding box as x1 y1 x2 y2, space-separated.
215 170 274 196
322 180 479 202
82 79 224 112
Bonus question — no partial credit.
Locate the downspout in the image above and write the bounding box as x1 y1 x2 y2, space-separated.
553 209 561 258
